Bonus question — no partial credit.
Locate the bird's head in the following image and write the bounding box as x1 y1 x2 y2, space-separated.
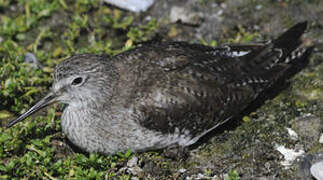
7 54 117 128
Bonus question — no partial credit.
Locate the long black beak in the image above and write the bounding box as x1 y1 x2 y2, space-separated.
6 92 57 128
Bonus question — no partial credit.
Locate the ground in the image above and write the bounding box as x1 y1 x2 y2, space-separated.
0 0 322 179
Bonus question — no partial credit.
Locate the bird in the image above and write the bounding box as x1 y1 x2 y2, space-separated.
7 22 313 155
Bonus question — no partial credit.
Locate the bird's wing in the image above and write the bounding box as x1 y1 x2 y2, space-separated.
115 22 312 138
118 42 261 137
135 78 256 137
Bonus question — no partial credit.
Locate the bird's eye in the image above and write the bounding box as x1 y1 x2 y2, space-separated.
71 77 83 86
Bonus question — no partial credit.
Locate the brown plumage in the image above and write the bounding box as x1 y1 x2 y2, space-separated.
7 22 313 154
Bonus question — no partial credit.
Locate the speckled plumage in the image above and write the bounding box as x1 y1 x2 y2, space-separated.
7 22 313 154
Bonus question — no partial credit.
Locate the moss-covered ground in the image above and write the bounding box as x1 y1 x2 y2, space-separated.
0 0 322 179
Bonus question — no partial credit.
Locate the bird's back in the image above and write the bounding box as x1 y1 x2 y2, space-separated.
110 22 313 147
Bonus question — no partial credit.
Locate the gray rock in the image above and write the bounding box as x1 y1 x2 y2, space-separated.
170 6 203 26
292 115 321 151
24 52 42 69
311 161 323 180
127 156 138 167
104 0 154 12
298 153 323 179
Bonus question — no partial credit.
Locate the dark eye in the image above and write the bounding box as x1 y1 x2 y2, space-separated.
71 77 83 86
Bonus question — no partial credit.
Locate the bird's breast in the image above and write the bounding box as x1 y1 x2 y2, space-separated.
60 105 170 153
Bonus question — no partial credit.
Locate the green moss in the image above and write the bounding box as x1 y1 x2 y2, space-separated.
0 0 158 179
1 0 322 179
227 25 260 43
228 169 240 180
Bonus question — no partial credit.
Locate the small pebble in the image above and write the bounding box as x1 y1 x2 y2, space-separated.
286 127 298 141
127 156 138 167
104 0 155 12
275 144 304 166
256 5 262 10
311 161 323 180
170 6 203 26
319 134 323 144
24 52 42 69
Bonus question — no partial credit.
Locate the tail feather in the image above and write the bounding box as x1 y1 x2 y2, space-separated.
273 21 307 56
282 46 314 78
236 22 313 91
259 45 313 88
240 21 309 72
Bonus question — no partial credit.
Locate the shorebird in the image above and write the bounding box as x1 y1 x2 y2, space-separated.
7 22 313 154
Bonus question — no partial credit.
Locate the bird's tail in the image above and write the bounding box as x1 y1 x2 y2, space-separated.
272 21 307 59
241 22 309 69
237 22 313 90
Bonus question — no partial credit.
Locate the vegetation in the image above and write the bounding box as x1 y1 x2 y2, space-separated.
0 0 322 179
0 0 157 179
